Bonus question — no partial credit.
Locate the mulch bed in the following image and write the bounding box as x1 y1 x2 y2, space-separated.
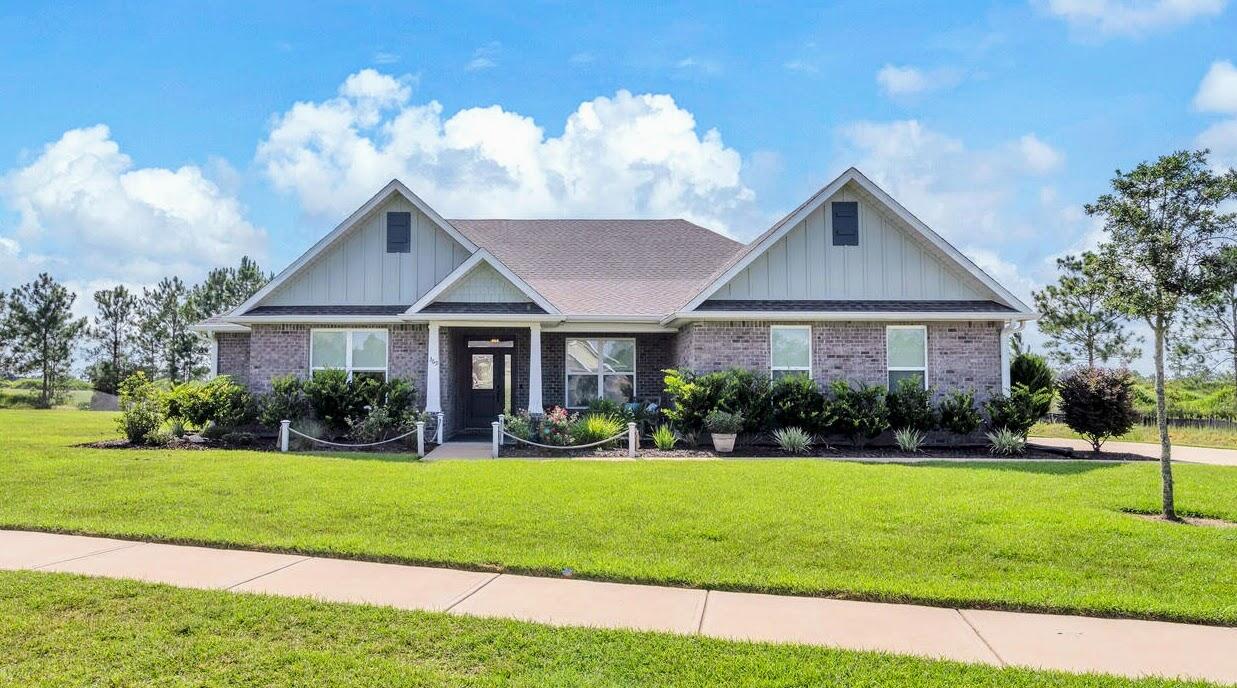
82 436 266 451
498 443 1150 461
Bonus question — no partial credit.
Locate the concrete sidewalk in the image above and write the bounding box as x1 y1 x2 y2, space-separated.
3 530 1234 684
1031 436 1237 467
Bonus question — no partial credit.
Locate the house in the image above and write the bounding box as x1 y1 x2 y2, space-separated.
193 168 1037 438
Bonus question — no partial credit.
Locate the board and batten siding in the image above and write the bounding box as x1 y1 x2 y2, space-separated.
713 185 996 301
437 262 531 303
259 196 472 306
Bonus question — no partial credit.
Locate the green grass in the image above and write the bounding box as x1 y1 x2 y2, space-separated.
1032 421 1237 451
0 571 1215 687
2 409 1236 625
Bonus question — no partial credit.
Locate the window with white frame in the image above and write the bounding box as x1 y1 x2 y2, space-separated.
770 326 812 380
887 325 927 390
310 329 389 382
565 338 635 408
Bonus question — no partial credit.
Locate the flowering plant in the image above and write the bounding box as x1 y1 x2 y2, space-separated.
540 405 577 445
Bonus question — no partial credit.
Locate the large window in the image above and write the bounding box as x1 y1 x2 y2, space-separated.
770 326 812 380
566 338 635 408
311 329 389 382
887 325 927 389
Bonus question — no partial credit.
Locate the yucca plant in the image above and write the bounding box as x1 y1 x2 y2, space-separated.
893 427 926 453
651 425 678 450
986 427 1027 456
772 426 813 454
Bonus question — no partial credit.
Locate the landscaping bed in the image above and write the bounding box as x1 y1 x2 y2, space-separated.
499 442 1148 461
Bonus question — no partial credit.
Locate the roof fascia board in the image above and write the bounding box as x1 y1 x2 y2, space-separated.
228 180 479 317
405 249 560 315
662 310 1038 325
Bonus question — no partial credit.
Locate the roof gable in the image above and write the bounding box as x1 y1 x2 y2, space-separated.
407 250 559 315
679 168 1034 315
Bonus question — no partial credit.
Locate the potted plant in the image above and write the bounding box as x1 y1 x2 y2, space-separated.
705 409 744 453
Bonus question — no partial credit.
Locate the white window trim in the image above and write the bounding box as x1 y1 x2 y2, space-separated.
886 325 928 389
564 337 637 409
770 325 812 379
309 328 390 380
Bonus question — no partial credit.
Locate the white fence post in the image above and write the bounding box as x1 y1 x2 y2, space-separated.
436 412 444 444
416 421 425 456
279 420 290 452
491 421 501 458
498 414 505 446
628 422 637 459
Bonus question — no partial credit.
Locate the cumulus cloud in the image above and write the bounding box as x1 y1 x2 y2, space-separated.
1040 0 1227 37
1 124 266 285
876 64 962 97
1197 118 1237 168
465 42 501 72
256 70 758 233
1194 60 1237 113
1018 134 1066 173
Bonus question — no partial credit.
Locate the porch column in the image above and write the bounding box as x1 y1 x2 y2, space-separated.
206 333 219 379
528 323 544 415
999 321 1013 394
426 322 442 413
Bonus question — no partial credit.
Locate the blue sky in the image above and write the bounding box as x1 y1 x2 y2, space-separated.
1 1 1235 368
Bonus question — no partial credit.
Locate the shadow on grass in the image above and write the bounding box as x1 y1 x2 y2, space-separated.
284 449 423 464
908 460 1125 475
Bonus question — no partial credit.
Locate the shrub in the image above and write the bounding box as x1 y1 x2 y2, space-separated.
828 381 889 448
258 374 313 429
705 409 744 434
651 424 678 450
772 426 813 454
540 406 576 446
505 410 534 441
348 406 416 444
572 413 625 446
767 375 829 436
166 376 255 431
1011 353 1055 417
986 427 1027 456
937 389 982 438
304 369 367 434
586 398 625 417
220 431 257 447
662 368 770 436
1057 367 1138 451
886 378 937 433
894 427 926 453
984 383 1052 437
116 371 165 445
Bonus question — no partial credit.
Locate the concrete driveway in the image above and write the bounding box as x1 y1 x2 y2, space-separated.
1030 437 1237 466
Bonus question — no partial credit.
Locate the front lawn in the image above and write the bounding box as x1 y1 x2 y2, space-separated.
1032 421 1237 451
0 571 1214 687
2 409 1235 625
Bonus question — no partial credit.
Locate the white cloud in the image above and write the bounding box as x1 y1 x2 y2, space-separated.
876 64 962 97
1194 60 1237 113
1040 0 1227 37
1197 118 1237 168
674 56 722 77
465 42 500 72
256 70 758 233
1018 134 1065 173
1 125 266 284
372 51 400 65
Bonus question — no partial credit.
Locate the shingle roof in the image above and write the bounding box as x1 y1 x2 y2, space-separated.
447 219 744 317
697 300 1017 313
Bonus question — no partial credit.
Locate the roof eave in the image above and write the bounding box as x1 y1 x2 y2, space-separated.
662 310 1040 325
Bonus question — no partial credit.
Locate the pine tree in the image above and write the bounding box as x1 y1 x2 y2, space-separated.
1033 252 1142 367
85 285 139 395
2 274 87 407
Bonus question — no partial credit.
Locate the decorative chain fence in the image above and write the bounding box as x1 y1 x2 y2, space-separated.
491 416 639 458
278 413 442 456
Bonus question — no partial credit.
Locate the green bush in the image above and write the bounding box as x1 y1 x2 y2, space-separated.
540 406 576 446
1011 353 1054 417
165 376 255 431
768 375 828 436
828 381 889 448
304 370 367 434
116 372 165 445
348 406 417 444
662 368 770 436
772 426 813 454
505 411 534 441
705 409 744 434
651 424 678 450
937 389 982 438
1057 367 1138 451
983 383 1052 437
258 375 313 429
886 378 937 433
571 413 625 446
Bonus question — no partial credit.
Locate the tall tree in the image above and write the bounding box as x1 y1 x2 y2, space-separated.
85 285 138 395
1171 246 1237 413
188 256 271 321
2 274 87 407
139 277 203 384
1033 252 1142 367
1088 150 1237 520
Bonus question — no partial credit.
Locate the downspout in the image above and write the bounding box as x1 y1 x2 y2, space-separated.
1000 320 1026 394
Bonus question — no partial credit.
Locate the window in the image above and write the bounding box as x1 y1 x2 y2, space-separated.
386 211 411 253
832 201 858 246
770 326 812 380
310 329 389 381
887 326 927 390
566 338 635 408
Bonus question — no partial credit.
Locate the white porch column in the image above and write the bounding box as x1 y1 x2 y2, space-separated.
425 323 442 413
528 323 544 415
1000 322 1013 394
206 333 219 379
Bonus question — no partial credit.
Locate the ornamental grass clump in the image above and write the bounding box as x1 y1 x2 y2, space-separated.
894 427 926 453
772 427 813 454
986 427 1027 456
651 424 678 450
571 413 625 446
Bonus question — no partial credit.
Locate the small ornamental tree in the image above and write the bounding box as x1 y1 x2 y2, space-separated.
1057 368 1138 452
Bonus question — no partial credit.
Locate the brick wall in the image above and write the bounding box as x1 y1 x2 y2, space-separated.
215 332 250 387
244 323 428 399
540 332 676 408
673 320 1003 398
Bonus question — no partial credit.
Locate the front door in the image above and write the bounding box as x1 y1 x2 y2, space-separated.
465 348 506 430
